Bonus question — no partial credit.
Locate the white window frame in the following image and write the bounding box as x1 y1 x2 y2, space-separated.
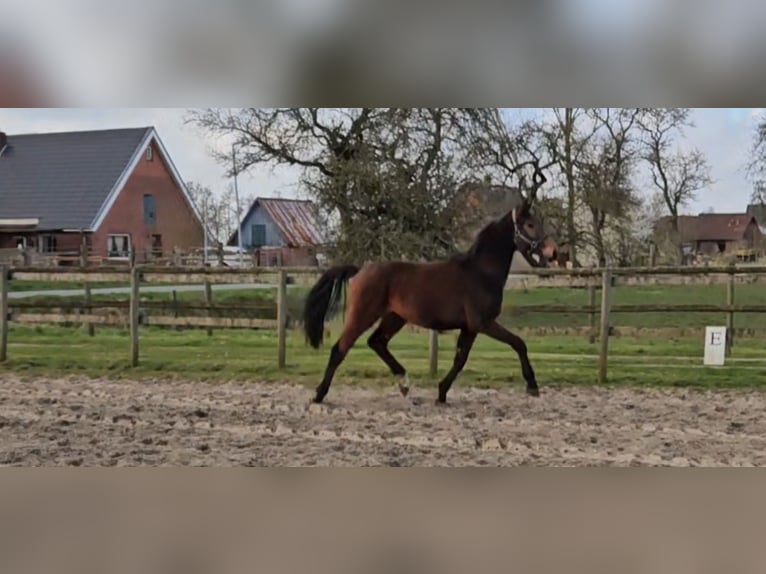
39 234 57 253
145 146 154 161
107 234 131 259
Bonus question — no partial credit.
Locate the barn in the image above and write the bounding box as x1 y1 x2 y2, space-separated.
655 213 766 262
0 126 205 265
228 197 325 267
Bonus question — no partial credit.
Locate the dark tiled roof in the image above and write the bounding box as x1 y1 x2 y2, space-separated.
0 127 151 230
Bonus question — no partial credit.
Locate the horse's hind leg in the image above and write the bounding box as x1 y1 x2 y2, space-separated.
367 312 409 395
480 320 539 396
314 303 383 404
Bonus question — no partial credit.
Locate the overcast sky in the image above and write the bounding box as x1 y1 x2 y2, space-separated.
0 108 762 213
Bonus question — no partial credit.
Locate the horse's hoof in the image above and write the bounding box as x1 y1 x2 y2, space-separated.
435 398 449 407
526 387 540 397
399 384 410 397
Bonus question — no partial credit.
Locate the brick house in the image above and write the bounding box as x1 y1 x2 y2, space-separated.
0 126 204 263
228 197 325 267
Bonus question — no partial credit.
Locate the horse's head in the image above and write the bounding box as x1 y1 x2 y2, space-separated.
510 199 559 268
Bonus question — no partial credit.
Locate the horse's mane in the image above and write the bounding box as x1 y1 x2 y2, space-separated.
449 216 510 264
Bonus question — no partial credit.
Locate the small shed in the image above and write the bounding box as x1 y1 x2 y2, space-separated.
228 197 325 267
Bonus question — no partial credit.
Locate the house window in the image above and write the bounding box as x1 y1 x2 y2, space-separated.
39 234 57 253
143 194 156 225
107 234 131 259
14 236 27 250
251 224 266 247
145 147 154 161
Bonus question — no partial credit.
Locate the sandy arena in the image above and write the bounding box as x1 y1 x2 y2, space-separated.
0 375 764 466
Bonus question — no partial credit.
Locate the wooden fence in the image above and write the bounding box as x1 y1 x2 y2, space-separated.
1 264 766 382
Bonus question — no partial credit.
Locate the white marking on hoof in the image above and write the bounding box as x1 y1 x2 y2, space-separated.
398 374 411 397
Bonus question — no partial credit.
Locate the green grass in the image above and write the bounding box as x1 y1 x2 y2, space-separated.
13 282 766 329
2 322 766 391
4 280 766 391
502 283 766 328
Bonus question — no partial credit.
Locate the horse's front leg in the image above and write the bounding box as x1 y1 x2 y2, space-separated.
480 320 539 396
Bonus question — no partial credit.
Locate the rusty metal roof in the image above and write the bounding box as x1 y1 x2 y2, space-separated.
256 197 325 247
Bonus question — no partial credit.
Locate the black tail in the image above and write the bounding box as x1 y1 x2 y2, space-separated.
303 264 360 348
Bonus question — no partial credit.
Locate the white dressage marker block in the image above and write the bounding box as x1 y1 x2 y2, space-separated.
704 326 727 366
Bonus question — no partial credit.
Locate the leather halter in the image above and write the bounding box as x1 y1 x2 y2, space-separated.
512 206 544 253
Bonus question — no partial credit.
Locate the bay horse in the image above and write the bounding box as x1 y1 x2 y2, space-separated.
302 198 558 404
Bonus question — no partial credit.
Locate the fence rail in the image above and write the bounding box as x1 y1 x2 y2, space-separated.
2 263 766 381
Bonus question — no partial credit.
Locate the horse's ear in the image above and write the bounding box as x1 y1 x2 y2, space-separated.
520 197 532 216
511 197 532 224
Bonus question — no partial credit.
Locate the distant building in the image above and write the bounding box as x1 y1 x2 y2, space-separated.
228 197 325 267
0 126 205 264
655 213 765 261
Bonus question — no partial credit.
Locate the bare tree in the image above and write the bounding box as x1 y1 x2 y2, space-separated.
747 115 766 199
545 108 601 266
186 180 253 247
575 108 645 265
638 108 712 262
461 109 556 201
187 108 482 263
751 181 766 205
186 108 383 178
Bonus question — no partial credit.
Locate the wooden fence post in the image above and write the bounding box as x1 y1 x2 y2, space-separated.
277 269 287 369
598 269 613 384
429 330 438 377
204 281 213 337
172 289 180 331
80 232 89 268
587 283 596 344
726 271 735 355
0 266 8 362
84 283 95 336
130 266 140 367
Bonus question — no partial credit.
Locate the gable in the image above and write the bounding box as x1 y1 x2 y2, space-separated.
0 126 202 233
91 129 203 231
748 203 766 227
231 197 324 247
243 204 284 246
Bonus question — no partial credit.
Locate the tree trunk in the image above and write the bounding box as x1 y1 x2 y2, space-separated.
670 212 684 264
563 108 578 264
